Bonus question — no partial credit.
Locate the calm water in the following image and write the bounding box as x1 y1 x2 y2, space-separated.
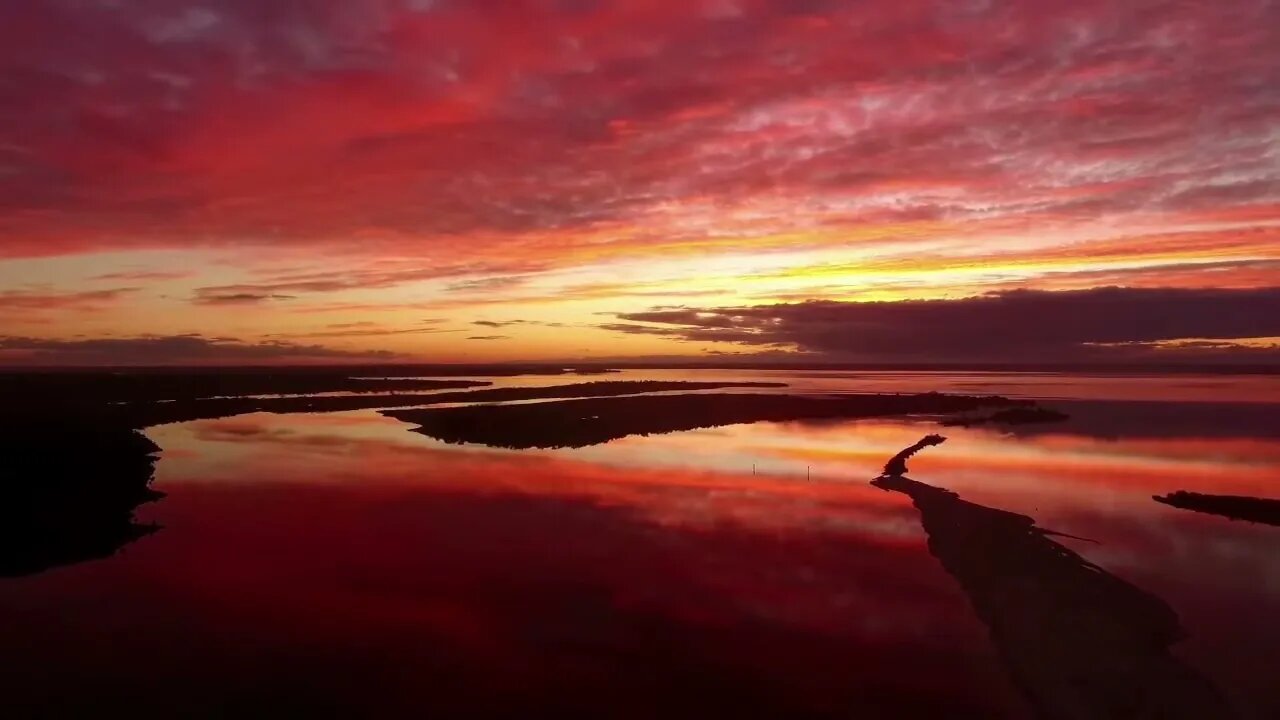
2 371 1278 718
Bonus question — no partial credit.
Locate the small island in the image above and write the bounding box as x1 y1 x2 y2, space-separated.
386 391 1034 449
1153 491 1280 527
940 406 1070 427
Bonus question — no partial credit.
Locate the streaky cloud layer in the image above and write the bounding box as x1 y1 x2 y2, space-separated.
0 0 1277 362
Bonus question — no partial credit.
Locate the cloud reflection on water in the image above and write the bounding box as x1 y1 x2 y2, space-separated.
3 389 1276 717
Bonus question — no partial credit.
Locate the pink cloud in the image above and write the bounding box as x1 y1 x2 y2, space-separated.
0 0 1274 270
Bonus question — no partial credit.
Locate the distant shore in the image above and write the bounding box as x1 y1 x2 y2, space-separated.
2 370 1066 575
1 361 1275 375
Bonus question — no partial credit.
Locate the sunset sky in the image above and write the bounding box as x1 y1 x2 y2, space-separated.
2 0 1278 365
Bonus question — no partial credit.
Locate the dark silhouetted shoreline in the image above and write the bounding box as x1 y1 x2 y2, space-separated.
0 371 487 404
386 392 1029 449
1154 491 1280 527
103 380 788 428
941 406 1069 427
0 378 779 576
0 370 1063 576
1 418 163 577
874 439 1237 719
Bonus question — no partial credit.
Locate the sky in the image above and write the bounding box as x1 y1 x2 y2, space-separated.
1 0 1278 365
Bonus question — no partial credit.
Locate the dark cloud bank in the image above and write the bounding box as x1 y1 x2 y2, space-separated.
605 287 1280 364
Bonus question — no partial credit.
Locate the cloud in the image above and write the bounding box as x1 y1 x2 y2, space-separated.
604 287 1280 363
0 334 402 366
3 1 1279 365
0 287 140 311
89 270 192 282
597 322 785 346
445 276 530 294
325 321 379 329
193 292 296 305
276 326 463 339
188 261 550 302
466 335 511 341
472 319 533 328
0 0 1275 274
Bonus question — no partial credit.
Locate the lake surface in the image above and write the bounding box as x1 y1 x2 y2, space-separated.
2 370 1278 718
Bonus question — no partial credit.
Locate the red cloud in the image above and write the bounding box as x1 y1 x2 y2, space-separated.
0 0 1276 270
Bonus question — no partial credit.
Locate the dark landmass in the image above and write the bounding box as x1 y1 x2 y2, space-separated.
941 406 1070 427
0 371 1054 576
0 371 487 403
595 360 1280 376
0 379 779 576
874 438 1236 719
881 434 947 476
385 392 1030 449
994 400 1280 441
74 380 789 429
7 361 1272 376
388 379 784 406
0 364 617 378
1 418 162 577
1153 491 1280 527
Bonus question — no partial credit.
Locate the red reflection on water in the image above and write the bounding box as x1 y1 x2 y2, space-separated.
2 408 1278 717
1 426 1020 717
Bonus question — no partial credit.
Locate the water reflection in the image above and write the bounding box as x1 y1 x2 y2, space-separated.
1 436 1024 717
875 459 1236 718
2 374 1279 717
146 410 1280 716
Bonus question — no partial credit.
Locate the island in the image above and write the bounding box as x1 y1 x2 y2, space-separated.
385 391 1031 449
1153 491 1280 527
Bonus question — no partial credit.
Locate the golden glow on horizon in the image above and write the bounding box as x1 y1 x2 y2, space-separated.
3 219 1280 364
